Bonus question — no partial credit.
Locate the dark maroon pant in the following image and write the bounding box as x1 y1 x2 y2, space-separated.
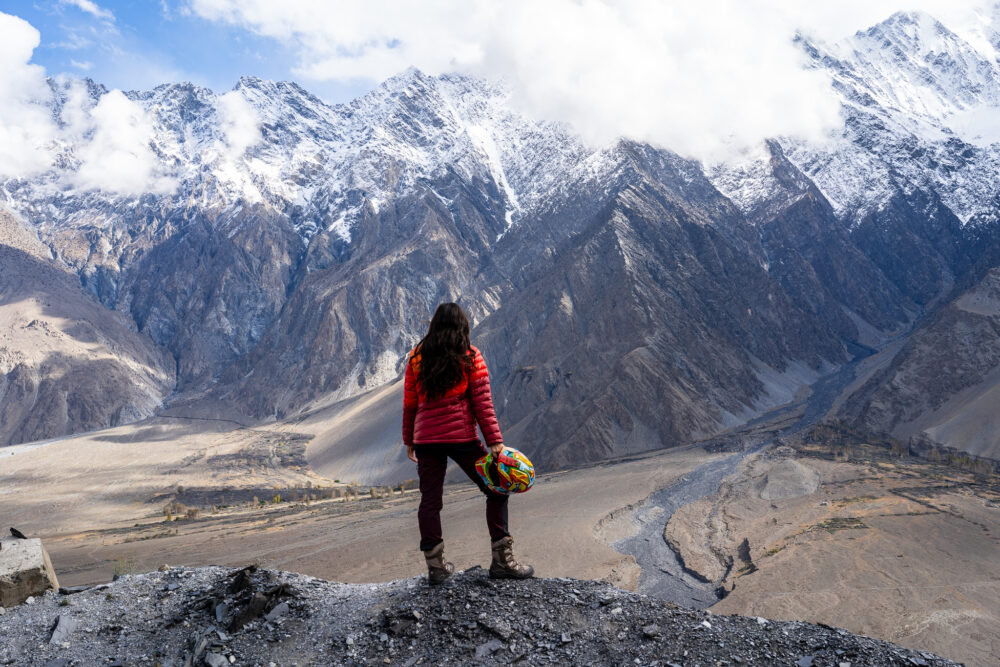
415 440 510 551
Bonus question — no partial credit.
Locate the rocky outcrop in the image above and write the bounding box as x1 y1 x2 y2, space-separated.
0 566 959 666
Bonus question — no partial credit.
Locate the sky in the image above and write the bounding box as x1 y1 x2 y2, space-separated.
3 0 373 100
1 1 998 192
6 1 997 104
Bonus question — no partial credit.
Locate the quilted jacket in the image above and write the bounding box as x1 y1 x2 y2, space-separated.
402 344 503 447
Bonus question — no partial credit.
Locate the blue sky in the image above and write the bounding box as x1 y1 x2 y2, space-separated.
4 1 374 102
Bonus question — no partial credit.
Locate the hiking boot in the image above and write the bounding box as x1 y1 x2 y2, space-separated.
489 536 534 579
424 542 454 585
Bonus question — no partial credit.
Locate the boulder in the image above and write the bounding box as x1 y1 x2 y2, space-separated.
0 538 60 607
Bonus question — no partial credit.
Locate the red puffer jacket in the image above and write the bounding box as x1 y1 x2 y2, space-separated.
402 344 503 447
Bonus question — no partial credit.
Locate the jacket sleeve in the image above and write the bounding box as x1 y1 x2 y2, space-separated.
468 348 503 446
402 355 418 447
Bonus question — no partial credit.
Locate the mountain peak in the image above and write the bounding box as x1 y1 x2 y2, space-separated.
859 9 960 54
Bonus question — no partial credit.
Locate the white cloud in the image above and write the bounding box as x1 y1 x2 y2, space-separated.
0 12 176 195
0 12 58 179
70 59 93 71
216 90 261 159
71 90 177 195
186 0 1000 163
60 0 115 23
475 1 842 161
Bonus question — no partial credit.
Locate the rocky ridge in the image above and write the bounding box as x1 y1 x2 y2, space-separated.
0 566 958 667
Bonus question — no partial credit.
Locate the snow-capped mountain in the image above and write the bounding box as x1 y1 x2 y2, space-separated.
3 9 1000 466
7 69 599 245
712 10 1000 228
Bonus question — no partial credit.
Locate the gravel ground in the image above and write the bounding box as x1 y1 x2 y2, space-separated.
0 566 959 666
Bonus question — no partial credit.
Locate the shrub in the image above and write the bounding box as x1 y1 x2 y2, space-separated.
113 555 136 577
163 500 187 520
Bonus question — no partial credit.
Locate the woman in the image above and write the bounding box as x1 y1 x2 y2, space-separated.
402 302 534 585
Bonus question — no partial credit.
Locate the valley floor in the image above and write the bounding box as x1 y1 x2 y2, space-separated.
16 440 714 593
3 412 998 666
656 443 1000 667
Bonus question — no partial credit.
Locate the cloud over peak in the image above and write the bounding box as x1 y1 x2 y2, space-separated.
187 0 847 162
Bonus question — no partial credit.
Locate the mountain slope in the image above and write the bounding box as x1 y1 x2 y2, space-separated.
0 208 175 445
474 147 846 468
841 266 1000 459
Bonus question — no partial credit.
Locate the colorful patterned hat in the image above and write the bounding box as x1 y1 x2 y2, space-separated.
475 447 535 494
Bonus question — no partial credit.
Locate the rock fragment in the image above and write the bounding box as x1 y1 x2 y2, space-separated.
49 614 77 643
265 601 289 621
474 638 503 659
204 652 228 667
0 538 60 608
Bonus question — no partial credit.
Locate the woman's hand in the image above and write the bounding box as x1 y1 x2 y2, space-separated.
489 443 503 456
406 445 418 463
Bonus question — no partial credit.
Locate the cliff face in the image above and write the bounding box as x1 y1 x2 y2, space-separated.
473 149 848 468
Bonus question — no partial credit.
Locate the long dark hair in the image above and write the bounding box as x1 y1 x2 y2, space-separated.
416 302 473 400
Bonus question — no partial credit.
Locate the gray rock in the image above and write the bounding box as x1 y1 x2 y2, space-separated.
0 564 964 667
475 638 503 659
204 653 228 667
796 657 815 667
49 614 77 644
265 601 289 622
58 585 92 596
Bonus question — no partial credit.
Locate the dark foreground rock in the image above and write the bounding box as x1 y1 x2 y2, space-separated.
0 566 958 666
